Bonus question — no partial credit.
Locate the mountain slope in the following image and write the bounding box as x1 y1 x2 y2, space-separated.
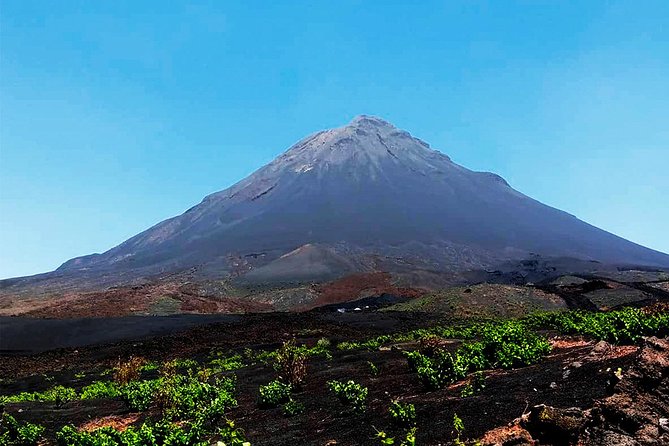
8 116 669 290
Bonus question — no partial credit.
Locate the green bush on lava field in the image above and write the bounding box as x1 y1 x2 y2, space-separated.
327 380 368 413
524 307 669 343
405 320 552 390
1 414 44 446
258 380 292 408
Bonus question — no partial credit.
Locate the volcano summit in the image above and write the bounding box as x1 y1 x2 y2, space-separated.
4 116 669 294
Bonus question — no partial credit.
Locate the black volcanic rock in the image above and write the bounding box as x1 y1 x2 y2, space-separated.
13 116 669 287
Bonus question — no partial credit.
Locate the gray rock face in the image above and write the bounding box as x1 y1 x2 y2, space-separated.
40 115 669 282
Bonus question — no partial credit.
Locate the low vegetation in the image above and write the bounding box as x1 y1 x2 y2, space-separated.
1 414 44 446
1 306 667 445
258 380 292 408
405 320 551 390
327 380 368 413
388 400 417 426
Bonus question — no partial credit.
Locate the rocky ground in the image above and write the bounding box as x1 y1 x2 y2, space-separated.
2 308 667 445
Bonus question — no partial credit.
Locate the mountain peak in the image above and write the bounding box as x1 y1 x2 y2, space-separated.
273 115 437 173
41 115 669 286
347 115 395 129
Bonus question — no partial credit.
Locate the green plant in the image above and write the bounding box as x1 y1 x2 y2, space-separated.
310 338 333 359
375 429 395 445
368 361 380 376
460 383 474 397
258 380 292 408
80 381 121 400
140 361 160 373
275 339 307 388
406 321 551 390
1 414 44 445
2 385 77 405
156 373 237 420
282 399 305 417
472 371 486 392
121 379 161 411
55 419 204 446
210 354 245 372
46 385 78 407
374 426 417 446
461 372 486 397
337 341 361 351
453 413 465 446
523 307 669 344
389 400 416 426
243 348 276 365
216 419 251 446
327 380 368 413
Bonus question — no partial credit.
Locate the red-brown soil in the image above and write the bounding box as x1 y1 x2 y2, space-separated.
306 272 425 310
0 282 271 318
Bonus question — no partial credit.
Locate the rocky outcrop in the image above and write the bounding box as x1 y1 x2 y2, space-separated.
583 336 669 445
480 336 669 445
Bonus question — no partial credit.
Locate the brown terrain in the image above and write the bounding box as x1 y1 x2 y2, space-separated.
2 309 667 445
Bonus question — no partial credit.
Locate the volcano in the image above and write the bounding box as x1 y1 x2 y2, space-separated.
5 116 669 292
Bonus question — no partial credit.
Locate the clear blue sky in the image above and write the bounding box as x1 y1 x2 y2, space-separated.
1 1 668 279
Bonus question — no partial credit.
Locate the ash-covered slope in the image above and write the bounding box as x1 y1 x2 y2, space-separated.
24 116 669 285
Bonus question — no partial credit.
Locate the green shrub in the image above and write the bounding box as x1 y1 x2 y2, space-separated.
156 374 237 420
460 383 474 397
216 420 251 446
258 380 292 408
282 399 305 417
2 385 77 406
1 414 44 446
388 400 416 426
327 380 368 413
481 321 551 368
525 308 669 344
309 338 332 359
275 340 308 388
406 321 551 390
55 418 204 446
375 427 417 446
210 353 245 372
336 341 361 351
243 348 276 365
452 413 465 446
121 379 161 411
80 381 121 400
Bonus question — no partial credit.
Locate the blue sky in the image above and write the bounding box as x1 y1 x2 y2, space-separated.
1 0 668 279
